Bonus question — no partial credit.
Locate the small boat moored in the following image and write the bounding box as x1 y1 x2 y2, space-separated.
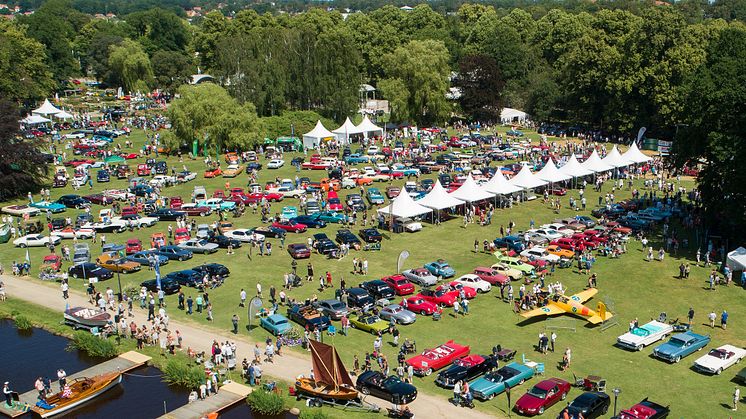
63 307 111 330
31 372 122 418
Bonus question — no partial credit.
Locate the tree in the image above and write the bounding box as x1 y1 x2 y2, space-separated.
456 54 505 121
0 97 49 200
381 40 451 125
108 39 154 92
151 50 194 92
74 19 134 77
125 8 190 54
0 21 55 103
165 83 261 153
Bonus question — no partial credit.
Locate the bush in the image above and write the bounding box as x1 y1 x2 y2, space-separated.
14 315 32 331
299 409 330 419
67 331 118 358
162 359 204 389
246 389 285 416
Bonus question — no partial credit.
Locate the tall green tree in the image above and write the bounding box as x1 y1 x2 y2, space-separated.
456 54 505 121
125 8 190 54
108 39 154 92
0 97 49 200
151 50 194 92
0 20 55 103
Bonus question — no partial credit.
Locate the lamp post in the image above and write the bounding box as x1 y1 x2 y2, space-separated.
612 387 622 416
116 269 123 302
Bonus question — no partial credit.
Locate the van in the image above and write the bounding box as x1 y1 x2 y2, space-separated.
193 186 207 201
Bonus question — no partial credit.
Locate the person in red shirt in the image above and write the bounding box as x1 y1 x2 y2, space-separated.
325 272 332 288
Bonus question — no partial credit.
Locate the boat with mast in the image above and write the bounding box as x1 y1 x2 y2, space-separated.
295 340 359 401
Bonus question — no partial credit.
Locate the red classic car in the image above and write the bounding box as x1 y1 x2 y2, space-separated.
287 243 312 259
212 190 227 199
271 220 307 233
514 378 571 416
472 266 510 286
248 192 283 202
570 233 601 249
42 254 62 272
415 288 458 308
174 228 190 244
170 196 183 209
204 167 222 178
602 221 633 235
406 340 470 376
550 237 581 252
126 238 142 254
327 191 343 211
301 161 331 170
64 158 95 167
120 153 139 160
581 229 609 243
83 194 113 206
381 275 415 296
617 398 671 419
438 282 477 299
400 296 439 316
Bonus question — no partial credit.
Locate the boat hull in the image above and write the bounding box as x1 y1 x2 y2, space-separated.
295 377 359 401
32 373 122 418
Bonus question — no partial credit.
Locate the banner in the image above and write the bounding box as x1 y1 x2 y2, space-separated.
154 259 161 290
636 127 647 145
397 250 410 273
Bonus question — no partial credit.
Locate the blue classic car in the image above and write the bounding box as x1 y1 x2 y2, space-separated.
469 362 534 401
97 169 110 183
30 201 67 213
424 260 455 278
125 251 169 266
153 245 193 261
196 198 236 211
314 211 348 224
653 331 711 363
345 154 370 164
260 314 292 336
366 187 385 205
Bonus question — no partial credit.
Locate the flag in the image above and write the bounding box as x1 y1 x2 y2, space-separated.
154 258 161 289
25 248 30 267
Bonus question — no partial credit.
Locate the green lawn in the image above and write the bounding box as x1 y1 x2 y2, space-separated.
2 123 741 418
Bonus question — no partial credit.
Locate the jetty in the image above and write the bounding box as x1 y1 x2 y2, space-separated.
159 381 252 419
0 351 151 418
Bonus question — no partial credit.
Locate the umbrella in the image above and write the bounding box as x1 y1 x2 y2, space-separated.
104 155 125 164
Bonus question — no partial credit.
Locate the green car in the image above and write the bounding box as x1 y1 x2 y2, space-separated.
313 211 348 224
349 313 389 335
494 254 534 274
366 187 385 205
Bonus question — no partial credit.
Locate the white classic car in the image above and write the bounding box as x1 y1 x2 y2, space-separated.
224 228 265 243
13 234 61 248
520 246 561 263
102 189 135 201
616 320 673 351
2 205 41 217
51 228 95 240
693 344 746 374
453 274 492 293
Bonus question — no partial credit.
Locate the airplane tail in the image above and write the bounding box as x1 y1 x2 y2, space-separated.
588 302 613 324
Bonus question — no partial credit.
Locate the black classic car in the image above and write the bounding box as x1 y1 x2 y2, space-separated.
434 354 498 388
286 303 331 331
147 208 186 221
336 229 361 247
140 278 181 294
192 263 230 278
559 392 611 419
359 280 395 300
356 371 418 403
312 233 339 255
359 228 383 243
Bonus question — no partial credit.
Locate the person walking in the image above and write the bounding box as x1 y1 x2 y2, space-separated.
721 310 729 330
452 379 462 405
186 295 193 315
256 283 262 298
550 332 557 352
734 387 741 411
232 314 239 334
687 307 695 327
61 280 69 299
239 289 246 307
709 310 717 328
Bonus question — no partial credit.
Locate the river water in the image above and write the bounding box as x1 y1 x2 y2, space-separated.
0 320 265 418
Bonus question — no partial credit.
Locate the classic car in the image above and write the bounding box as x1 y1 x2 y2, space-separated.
558 392 611 419
348 312 390 334
2 205 40 217
204 167 222 178
615 398 670 419
140 278 181 294
401 296 438 316
424 260 455 278
260 314 292 336
267 159 285 169
51 227 95 240
207 235 242 249
173 228 190 244
287 243 312 259
222 164 244 178
196 198 236 212
381 275 415 296
147 208 186 221
494 255 535 274
366 187 385 205
272 220 307 233
286 303 331 331
42 254 62 272
313 233 339 255
653 331 711 363
96 254 141 273
435 354 498 388
153 245 194 261
13 234 61 248
514 378 571 416
472 267 510 286
224 229 265 243
617 320 674 351
82 194 114 206
115 214 158 228
68 263 113 280
393 217 422 232
493 235 527 252
416 288 458 308
102 189 134 201
402 268 438 287
356 371 418 403
438 282 477 299
191 263 230 278
545 244 575 259
336 229 362 247
30 201 67 213
289 216 326 229
520 247 561 263
386 186 401 198
178 239 219 254
313 211 348 224
359 228 383 243
359 280 396 300
178 204 213 217
469 362 534 401
176 171 197 182
406 340 471 376
346 194 367 212
165 269 203 287
125 251 169 266
313 299 349 320
56 195 91 209
453 274 492 293
280 206 299 220
379 304 416 325
693 344 746 374
336 287 374 311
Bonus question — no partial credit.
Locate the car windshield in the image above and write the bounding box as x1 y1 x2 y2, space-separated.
528 387 548 399
330 302 345 310
486 372 505 383
274 319 288 326
383 377 402 387
668 338 686 347
387 306 401 313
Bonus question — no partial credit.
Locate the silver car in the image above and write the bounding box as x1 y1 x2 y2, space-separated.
402 268 438 287
379 304 416 325
314 299 349 320
196 224 211 239
177 239 219 254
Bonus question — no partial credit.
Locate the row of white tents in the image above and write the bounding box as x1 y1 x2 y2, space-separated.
303 116 384 150
377 144 653 219
20 99 75 125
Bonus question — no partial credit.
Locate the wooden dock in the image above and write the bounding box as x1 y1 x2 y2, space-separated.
160 381 252 419
0 351 151 418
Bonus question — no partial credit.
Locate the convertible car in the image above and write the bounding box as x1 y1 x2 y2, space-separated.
406 340 470 376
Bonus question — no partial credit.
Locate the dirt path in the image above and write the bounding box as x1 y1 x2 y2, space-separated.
1 275 496 419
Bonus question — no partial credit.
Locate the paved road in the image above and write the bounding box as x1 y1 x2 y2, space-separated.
2 275 495 419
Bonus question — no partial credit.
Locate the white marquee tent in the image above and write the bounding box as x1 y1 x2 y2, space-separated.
449 175 495 202
582 150 613 173
621 142 653 164
332 117 363 144
559 154 594 178
20 114 52 125
417 180 464 210
500 108 528 124
54 110 74 119
601 145 631 168
536 158 572 183
510 165 548 189
32 99 62 116
377 188 432 218
302 120 336 150
727 247 746 271
482 170 523 195
356 116 383 138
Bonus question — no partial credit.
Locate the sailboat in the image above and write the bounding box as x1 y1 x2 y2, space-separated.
0 223 10 244
295 340 359 401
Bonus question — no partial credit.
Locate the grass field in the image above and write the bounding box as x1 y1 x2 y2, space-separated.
2 124 743 418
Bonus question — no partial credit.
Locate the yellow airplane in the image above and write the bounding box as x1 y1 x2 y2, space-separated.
520 288 613 325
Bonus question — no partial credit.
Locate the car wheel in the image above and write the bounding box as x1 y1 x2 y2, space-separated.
717 368 723 375
72 273 78 279
519 378 525 385
425 368 432 376
674 356 681 363
477 289 485 294
738 358 742 364
200 212 207 217
19 243 26 248
636 345 643 351
439 303 446 309
561 391 567 400
488 393 495 400
539 407 544 414
420 310 426 315
601 404 609 414
179 257 185 261
360 386 370 395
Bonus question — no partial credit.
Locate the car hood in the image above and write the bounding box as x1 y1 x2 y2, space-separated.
470 377 502 394
516 393 544 410
694 355 726 369
387 381 418 397
655 343 683 355
617 332 646 345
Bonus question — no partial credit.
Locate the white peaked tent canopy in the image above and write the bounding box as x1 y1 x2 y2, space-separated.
536 158 572 183
482 170 523 195
601 145 631 168
377 188 432 218
417 180 464 210
302 120 336 150
54 110 74 119
500 108 528 123
449 175 495 202
356 116 383 138
32 99 62 116
621 142 653 164
726 247 746 271
582 150 613 173
510 165 548 189
20 114 52 124
332 117 363 144
560 154 594 178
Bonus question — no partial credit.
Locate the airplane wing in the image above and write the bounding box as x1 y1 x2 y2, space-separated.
568 288 598 304
588 312 614 324
520 304 565 319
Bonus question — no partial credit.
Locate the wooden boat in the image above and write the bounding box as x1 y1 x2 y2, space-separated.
295 340 359 401
64 307 111 329
31 371 122 418
0 223 9 244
